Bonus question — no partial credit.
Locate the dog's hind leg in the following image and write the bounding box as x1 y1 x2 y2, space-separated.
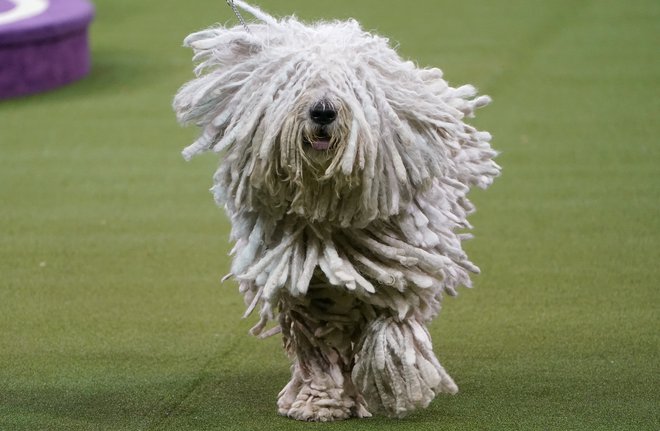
277 289 371 421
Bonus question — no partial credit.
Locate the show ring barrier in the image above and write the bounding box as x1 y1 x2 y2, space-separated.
0 0 94 99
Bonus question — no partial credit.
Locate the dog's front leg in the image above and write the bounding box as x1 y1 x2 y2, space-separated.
277 297 370 422
352 315 459 418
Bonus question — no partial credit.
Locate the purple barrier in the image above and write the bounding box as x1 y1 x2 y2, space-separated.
0 0 94 99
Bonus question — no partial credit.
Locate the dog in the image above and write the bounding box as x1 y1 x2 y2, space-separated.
173 0 499 421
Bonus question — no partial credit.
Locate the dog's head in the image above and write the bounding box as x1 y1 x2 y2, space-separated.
174 1 498 227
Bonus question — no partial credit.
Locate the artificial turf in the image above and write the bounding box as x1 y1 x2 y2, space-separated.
0 0 658 430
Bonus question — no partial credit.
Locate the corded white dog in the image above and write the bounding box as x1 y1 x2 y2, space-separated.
174 0 499 421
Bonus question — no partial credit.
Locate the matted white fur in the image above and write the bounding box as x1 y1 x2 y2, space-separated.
174 0 499 421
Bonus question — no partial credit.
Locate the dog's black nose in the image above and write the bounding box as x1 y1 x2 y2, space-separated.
310 100 337 125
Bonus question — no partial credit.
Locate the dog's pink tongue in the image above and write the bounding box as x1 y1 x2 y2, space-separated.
311 138 331 151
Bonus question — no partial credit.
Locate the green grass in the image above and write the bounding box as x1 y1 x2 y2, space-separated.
0 0 658 429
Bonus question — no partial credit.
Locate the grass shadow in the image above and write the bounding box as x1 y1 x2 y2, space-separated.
0 377 185 430
149 368 464 430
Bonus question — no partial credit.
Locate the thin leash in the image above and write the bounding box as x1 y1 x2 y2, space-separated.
227 0 251 33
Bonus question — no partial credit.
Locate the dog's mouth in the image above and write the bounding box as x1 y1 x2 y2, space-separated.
305 130 332 151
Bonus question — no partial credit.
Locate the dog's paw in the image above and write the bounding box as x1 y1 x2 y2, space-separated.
278 382 369 422
281 384 351 422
